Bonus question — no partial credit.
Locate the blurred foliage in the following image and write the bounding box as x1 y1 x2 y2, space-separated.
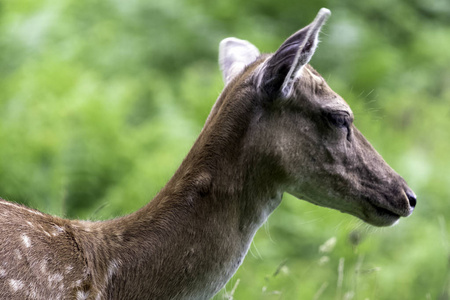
0 0 449 299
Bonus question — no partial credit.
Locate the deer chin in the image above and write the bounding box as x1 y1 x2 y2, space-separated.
290 192 402 227
358 204 401 227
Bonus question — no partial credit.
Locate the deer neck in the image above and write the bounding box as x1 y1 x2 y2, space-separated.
81 91 284 298
143 83 284 235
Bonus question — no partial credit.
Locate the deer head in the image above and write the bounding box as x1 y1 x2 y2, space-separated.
218 8 416 227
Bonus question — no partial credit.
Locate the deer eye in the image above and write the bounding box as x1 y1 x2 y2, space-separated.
327 112 351 128
325 111 353 141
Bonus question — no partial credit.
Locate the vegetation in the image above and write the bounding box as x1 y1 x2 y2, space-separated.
0 0 449 299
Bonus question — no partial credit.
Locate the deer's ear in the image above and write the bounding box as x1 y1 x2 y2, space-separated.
259 8 331 97
219 38 260 84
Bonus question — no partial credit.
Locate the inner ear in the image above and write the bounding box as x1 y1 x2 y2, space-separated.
260 8 331 97
219 38 260 84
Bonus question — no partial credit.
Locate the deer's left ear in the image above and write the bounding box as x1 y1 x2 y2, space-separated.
259 8 331 97
219 38 260 85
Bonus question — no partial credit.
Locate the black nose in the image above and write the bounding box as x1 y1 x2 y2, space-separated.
406 189 417 208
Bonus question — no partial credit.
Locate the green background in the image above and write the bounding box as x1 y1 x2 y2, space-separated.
0 0 449 299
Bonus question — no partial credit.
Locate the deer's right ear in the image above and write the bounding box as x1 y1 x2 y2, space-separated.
258 8 331 98
219 38 260 85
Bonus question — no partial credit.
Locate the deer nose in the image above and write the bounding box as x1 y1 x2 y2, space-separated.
405 189 417 210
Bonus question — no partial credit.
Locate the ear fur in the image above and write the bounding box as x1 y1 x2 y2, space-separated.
260 8 331 97
219 38 260 84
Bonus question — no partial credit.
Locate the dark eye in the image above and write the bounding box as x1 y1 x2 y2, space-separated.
327 112 350 128
325 112 353 141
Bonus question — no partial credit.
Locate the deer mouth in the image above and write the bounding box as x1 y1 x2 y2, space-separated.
360 201 404 227
354 186 416 227
365 189 416 226
372 205 401 226
290 191 406 227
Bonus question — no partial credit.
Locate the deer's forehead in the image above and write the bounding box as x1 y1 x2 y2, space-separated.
304 66 324 84
248 58 351 115
301 66 352 115
301 65 328 92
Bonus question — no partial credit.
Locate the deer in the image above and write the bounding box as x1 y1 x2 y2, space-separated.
0 8 416 300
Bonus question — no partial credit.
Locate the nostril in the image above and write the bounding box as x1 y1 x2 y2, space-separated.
406 190 417 208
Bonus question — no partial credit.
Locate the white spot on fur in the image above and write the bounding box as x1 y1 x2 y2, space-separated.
76 290 89 300
26 221 34 228
8 279 24 292
48 273 64 283
40 260 48 274
0 268 6 277
21 234 31 248
14 249 22 260
47 273 65 291
73 279 82 288
65 265 74 274
107 259 120 280
52 225 65 236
